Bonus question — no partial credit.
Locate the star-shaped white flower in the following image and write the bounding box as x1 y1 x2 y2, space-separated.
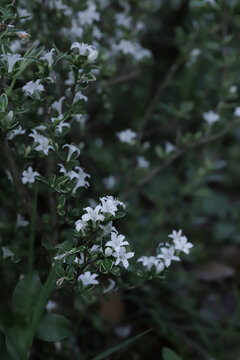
113 247 134 269
22 79 44 98
82 205 104 223
77 271 99 287
22 166 40 184
100 196 125 216
62 144 80 162
40 48 55 66
117 129 136 144
158 246 180 268
203 111 219 125
75 219 87 233
173 236 193 254
1 53 22 73
106 232 129 252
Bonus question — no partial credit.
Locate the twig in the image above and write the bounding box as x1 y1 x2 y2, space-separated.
137 57 182 142
123 119 240 199
1 137 42 230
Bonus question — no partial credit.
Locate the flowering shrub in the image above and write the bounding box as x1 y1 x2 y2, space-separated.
1 0 240 359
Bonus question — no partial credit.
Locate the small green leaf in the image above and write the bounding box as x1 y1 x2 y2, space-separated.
0 93 8 111
114 211 125 219
35 175 49 185
54 175 70 187
162 347 182 360
100 258 113 273
36 313 72 342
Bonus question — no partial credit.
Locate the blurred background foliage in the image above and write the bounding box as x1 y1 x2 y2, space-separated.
1 0 240 359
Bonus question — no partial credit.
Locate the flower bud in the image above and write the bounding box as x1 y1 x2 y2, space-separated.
88 50 98 63
105 247 112 257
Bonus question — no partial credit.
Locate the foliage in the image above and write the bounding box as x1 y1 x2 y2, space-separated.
0 0 240 359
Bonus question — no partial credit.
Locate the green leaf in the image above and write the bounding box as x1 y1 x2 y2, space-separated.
162 347 182 360
35 175 49 185
114 211 125 219
36 313 72 342
0 93 8 111
54 175 70 187
100 258 113 273
91 329 152 360
12 273 42 316
5 326 27 360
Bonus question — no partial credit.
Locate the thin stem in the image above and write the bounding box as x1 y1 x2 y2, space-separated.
25 183 38 318
123 119 240 199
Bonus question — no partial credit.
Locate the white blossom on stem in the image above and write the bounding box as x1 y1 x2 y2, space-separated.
22 166 40 184
113 247 134 269
77 271 99 287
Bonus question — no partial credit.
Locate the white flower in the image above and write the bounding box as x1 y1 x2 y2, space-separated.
36 137 53 155
100 196 125 216
103 175 116 189
16 214 29 227
74 253 84 265
51 96 65 115
77 2 100 26
1 53 22 73
54 119 70 134
62 144 80 161
229 85 237 94
77 271 99 287
106 232 129 252
115 13 132 28
117 129 136 144
73 91 88 103
2 246 14 260
58 163 77 180
75 219 87 233
22 166 40 184
46 300 57 312
112 247 134 269
73 114 88 127
82 205 104 223
71 42 94 56
100 221 118 237
40 48 55 66
105 247 113 256
165 141 176 154
7 126 25 140
156 261 165 274
137 156 150 169
88 49 98 62
190 48 201 58
22 79 44 98
157 246 180 268
234 107 240 117
203 111 219 125
168 229 184 242
90 245 101 253
6 170 13 183
29 130 54 155
137 256 165 274
113 40 151 61
72 166 90 192
137 256 159 271
173 236 193 255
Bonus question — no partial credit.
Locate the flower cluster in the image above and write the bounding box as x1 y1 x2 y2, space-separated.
138 230 193 276
54 196 134 289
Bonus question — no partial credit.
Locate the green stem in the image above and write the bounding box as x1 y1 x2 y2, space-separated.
25 184 38 318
